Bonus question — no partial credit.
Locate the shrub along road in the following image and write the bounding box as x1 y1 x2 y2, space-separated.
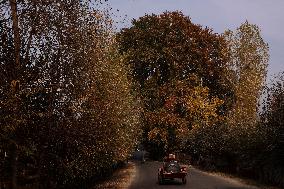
129 161 258 189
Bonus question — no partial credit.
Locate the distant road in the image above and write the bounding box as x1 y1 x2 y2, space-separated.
129 161 258 189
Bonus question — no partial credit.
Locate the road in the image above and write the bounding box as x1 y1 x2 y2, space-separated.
129 161 258 189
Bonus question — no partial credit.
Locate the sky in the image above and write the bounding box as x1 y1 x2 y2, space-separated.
106 0 284 81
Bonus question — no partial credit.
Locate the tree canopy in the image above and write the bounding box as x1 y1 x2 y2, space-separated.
117 11 233 153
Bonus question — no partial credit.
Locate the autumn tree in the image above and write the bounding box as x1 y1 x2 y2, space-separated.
224 21 269 129
118 11 233 155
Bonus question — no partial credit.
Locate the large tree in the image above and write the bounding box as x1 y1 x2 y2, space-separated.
118 11 233 154
118 11 231 94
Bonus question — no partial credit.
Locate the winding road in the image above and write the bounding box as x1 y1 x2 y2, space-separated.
129 161 258 189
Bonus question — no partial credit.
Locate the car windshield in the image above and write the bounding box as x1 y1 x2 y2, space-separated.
165 161 180 173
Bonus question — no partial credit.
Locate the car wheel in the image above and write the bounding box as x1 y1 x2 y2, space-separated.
182 177 187 184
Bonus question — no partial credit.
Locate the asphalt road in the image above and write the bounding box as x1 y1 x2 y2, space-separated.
129 161 258 189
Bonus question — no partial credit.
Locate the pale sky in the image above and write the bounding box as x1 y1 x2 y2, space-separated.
107 0 284 80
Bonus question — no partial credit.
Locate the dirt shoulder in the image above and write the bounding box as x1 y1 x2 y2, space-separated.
93 162 136 189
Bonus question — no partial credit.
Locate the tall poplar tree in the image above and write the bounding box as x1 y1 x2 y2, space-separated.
224 21 269 129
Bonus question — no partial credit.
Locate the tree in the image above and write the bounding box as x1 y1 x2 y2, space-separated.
224 21 269 129
117 11 232 154
118 11 231 95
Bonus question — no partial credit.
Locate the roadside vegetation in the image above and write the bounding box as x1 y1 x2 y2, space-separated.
0 0 283 188
118 12 283 188
0 0 141 188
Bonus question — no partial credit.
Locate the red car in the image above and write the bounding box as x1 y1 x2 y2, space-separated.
158 155 187 184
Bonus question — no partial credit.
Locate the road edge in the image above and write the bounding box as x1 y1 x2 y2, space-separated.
93 161 137 189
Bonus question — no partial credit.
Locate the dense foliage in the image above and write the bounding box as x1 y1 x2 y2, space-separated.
258 73 284 187
117 11 233 156
0 0 141 188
